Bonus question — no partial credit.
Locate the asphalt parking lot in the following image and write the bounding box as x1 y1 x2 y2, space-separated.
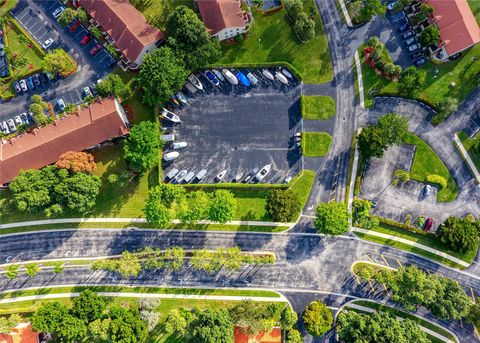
1 0 115 122
162 69 303 184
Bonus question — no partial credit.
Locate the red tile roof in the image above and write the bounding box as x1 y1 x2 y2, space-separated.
0 323 39 343
78 0 164 63
196 0 248 35
428 0 480 55
0 98 129 185
234 326 282 343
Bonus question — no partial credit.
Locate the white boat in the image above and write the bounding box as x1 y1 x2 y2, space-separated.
195 169 207 181
163 151 179 161
166 168 179 180
188 74 203 90
212 69 225 82
244 167 258 183
281 68 293 79
160 108 181 123
222 69 238 85
174 170 188 183
215 169 227 181
172 141 188 149
254 164 272 182
185 82 198 94
246 72 258 85
176 92 188 104
234 172 244 182
183 171 195 183
262 69 275 81
275 71 288 85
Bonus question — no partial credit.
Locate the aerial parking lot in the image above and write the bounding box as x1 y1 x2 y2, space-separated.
162 68 303 184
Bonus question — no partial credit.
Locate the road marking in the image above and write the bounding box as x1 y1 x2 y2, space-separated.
380 254 389 267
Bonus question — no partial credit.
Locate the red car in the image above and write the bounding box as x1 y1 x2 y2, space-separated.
424 218 433 231
69 20 81 33
81 35 92 45
89 43 103 56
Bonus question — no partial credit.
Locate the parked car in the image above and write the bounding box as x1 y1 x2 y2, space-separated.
402 30 414 39
32 74 40 86
52 6 65 18
26 77 35 90
410 51 424 59
69 20 81 33
14 115 22 126
7 119 16 132
89 83 97 97
397 23 410 32
408 43 422 52
387 1 397 11
89 43 103 56
46 72 56 81
1 121 10 134
83 86 92 98
20 112 30 125
19 79 28 92
42 38 54 50
404 36 417 46
424 218 433 231
12 81 21 93
39 73 49 84
81 35 92 45
424 184 432 197
415 57 427 66
57 98 66 111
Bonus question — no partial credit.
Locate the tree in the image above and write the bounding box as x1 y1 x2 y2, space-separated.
437 217 478 253
56 151 96 174
31 302 69 334
294 12 315 42
399 66 427 97
191 249 222 273
314 202 350 235
361 0 386 21
266 189 301 222
138 298 161 311
58 315 87 342
57 8 77 26
29 95 49 125
418 3 434 22
178 190 210 223
140 310 160 331
430 277 471 320
358 126 388 159
144 184 185 226
384 63 402 76
189 309 234 343
230 300 273 336
164 308 190 336
137 46 189 107
117 251 142 278
280 306 298 330
88 318 111 342
163 247 186 271
108 306 149 343
165 6 221 70
436 97 458 118
420 25 440 46
42 49 76 75
286 329 303 343
285 0 303 21
124 121 161 174
336 311 429 343
71 290 106 324
302 301 333 337
54 171 101 213
467 302 480 328
377 113 409 146
208 190 237 223
25 263 40 277
0 314 23 333
53 262 65 274
95 74 130 100
6 264 21 280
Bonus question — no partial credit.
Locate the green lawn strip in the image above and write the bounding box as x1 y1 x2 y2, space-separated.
0 0 17 14
0 286 280 301
404 133 458 202
289 170 316 211
352 300 457 342
345 132 358 204
458 131 480 172
301 95 336 120
219 0 333 84
353 232 466 269
370 222 477 264
302 132 332 157
467 0 480 24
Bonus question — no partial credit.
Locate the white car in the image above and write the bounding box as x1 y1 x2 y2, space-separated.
7 119 16 132
52 6 65 19
57 98 66 111
14 115 22 126
83 86 92 98
42 38 54 50
19 79 28 92
1 121 10 134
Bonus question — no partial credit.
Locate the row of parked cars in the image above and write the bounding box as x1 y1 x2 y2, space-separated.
1 112 33 135
12 72 56 94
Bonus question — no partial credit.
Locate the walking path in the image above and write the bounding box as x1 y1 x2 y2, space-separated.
337 0 353 27
354 50 365 109
351 227 469 267
345 302 458 343
454 133 480 184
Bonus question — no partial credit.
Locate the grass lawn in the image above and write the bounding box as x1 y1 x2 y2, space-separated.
468 0 480 24
458 131 480 172
219 0 333 84
359 43 480 123
403 133 458 202
301 95 336 120
0 16 45 99
0 0 17 14
302 132 332 157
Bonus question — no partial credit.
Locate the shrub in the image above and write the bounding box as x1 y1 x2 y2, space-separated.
426 174 447 189
302 301 333 337
108 173 119 183
266 189 301 222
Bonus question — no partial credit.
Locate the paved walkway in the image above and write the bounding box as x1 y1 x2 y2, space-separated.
351 227 469 267
0 218 294 230
354 50 365 109
337 0 353 26
454 133 480 184
345 302 458 343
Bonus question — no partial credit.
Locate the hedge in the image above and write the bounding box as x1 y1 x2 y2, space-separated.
426 174 447 190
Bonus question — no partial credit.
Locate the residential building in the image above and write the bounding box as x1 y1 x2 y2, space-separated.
196 0 251 41
233 326 282 343
75 0 164 70
0 322 39 343
426 0 480 58
0 98 129 186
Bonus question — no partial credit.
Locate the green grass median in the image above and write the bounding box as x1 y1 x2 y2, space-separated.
301 95 336 120
302 132 332 157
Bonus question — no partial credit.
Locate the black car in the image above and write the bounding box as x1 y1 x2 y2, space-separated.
410 51 424 59
39 72 49 84
32 74 41 85
415 57 427 66
397 23 410 32
401 30 414 39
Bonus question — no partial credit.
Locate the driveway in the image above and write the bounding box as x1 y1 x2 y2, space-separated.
163 71 303 184
1 0 115 121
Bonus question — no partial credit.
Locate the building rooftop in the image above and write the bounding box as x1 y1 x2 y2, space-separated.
196 0 248 35
234 326 282 343
78 0 164 62
0 98 129 185
0 322 39 343
428 0 480 55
